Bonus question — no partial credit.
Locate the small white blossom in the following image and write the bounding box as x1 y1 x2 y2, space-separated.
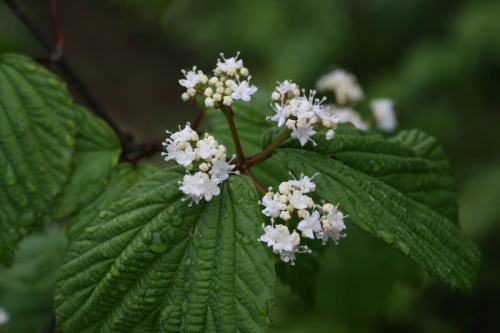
286 119 296 130
316 69 364 105
297 210 322 239
223 96 233 106
288 172 319 193
168 124 196 143
0 308 9 326
259 222 280 247
268 102 291 127
175 144 196 166
291 122 317 146
287 190 309 210
261 193 286 218
272 226 299 253
217 52 243 73
325 129 335 140
179 172 205 205
202 177 221 201
205 97 214 108
370 98 398 131
336 107 368 130
230 78 258 102
179 67 200 88
276 80 297 95
296 96 316 119
279 182 292 195
195 137 219 160
322 204 348 245
209 155 237 182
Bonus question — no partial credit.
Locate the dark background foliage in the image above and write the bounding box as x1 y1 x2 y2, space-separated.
0 0 499 332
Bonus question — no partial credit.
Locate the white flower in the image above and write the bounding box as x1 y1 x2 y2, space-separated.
322 204 348 245
336 107 368 130
268 102 291 127
209 155 237 182
297 210 322 239
287 190 309 210
175 144 196 166
288 172 319 193
202 176 221 201
168 124 196 143
316 105 340 124
230 78 258 102
179 67 200 88
205 97 214 108
260 193 286 218
291 122 317 146
223 96 233 106
272 226 299 253
316 69 363 105
326 129 335 140
195 137 219 160
0 308 9 326
217 52 243 73
276 80 297 95
296 96 316 119
161 143 178 161
179 172 205 204
259 222 280 247
279 182 292 195
370 98 398 131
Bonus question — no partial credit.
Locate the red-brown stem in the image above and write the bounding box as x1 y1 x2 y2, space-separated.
191 110 205 132
244 169 266 195
246 128 292 168
221 105 246 167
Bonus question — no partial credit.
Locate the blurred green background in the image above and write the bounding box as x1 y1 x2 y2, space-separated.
0 0 499 332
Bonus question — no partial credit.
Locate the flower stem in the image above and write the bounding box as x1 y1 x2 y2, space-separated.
244 169 266 195
221 105 246 167
246 128 292 168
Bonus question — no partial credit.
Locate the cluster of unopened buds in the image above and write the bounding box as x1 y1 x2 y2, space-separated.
258 172 347 265
316 69 398 132
267 80 340 146
161 123 239 206
179 52 257 109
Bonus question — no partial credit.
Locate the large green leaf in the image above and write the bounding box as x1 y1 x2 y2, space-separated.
0 53 76 266
55 169 276 332
66 163 160 244
273 148 480 290
262 124 459 224
51 105 122 220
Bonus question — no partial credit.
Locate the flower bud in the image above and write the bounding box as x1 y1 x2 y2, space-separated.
286 205 294 213
279 194 288 204
190 132 199 142
200 172 209 178
181 92 190 101
195 153 201 161
204 87 214 97
305 197 315 208
322 118 332 128
290 230 300 243
331 122 338 130
322 203 334 214
219 76 227 82
227 68 236 77
297 118 308 125
225 80 235 87
187 87 197 97
208 77 219 86
216 87 225 94
213 93 222 102
215 81 224 88
214 67 223 75
223 96 233 106
286 119 296 130
239 67 249 77
309 115 318 124
301 231 309 239
214 151 224 159
224 88 232 95
199 163 209 172
322 219 331 229
289 98 299 105
178 141 187 149
326 129 335 140
205 97 214 108
185 163 193 171
279 182 292 195
298 209 307 219
199 75 208 85
280 211 291 220
218 145 227 153
272 91 281 101
292 87 301 96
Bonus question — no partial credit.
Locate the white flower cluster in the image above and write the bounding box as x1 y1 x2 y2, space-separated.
316 68 398 132
179 52 257 109
161 123 238 206
258 172 347 265
267 80 340 146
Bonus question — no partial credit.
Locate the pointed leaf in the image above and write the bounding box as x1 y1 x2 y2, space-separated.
273 148 480 290
66 163 160 244
55 170 276 332
0 53 76 266
51 105 122 220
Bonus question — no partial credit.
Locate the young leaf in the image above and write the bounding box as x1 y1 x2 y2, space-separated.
273 148 480 290
66 163 160 244
0 53 76 266
262 124 459 225
51 105 122 220
55 169 276 332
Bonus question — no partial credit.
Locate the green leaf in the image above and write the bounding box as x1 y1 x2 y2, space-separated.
0 53 76 266
55 170 276 332
273 148 480 290
66 163 160 244
51 105 122 220
262 124 459 225
147 0 175 20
